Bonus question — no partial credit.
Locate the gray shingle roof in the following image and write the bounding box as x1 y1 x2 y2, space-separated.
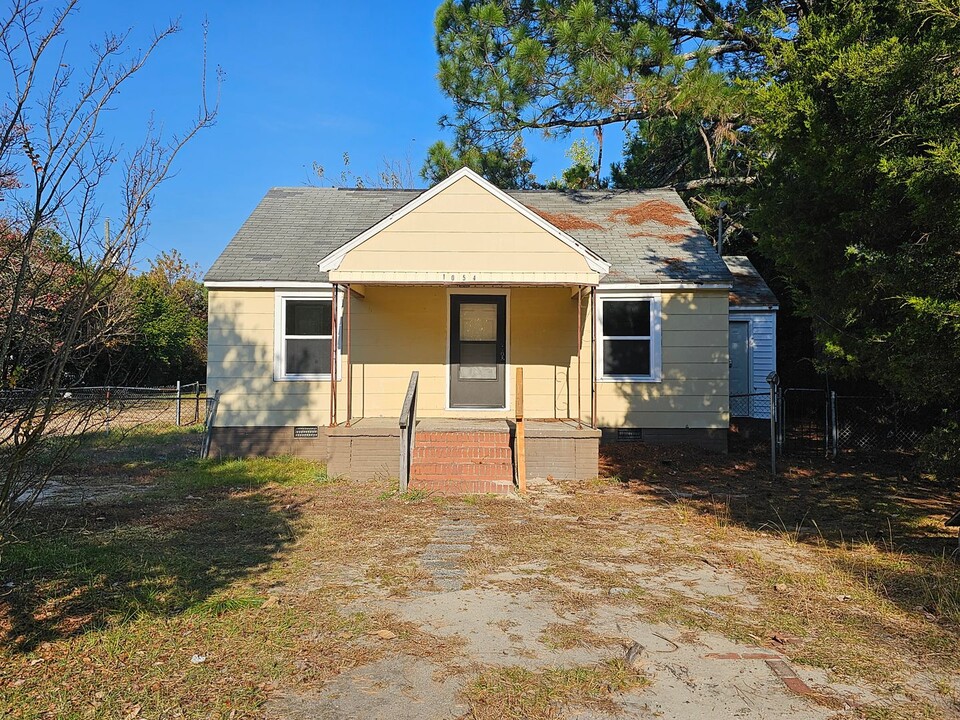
724 256 779 307
205 186 734 286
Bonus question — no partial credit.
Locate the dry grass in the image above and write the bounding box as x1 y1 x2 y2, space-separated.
589 442 960 718
463 659 648 719
539 622 623 650
3 430 958 719
0 450 450 718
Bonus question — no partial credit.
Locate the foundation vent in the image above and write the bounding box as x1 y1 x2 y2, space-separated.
294 426 319 439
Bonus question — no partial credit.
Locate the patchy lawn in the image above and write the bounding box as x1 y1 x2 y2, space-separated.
0 430 958 719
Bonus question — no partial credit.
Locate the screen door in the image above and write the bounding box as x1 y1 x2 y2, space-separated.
449 294 506 408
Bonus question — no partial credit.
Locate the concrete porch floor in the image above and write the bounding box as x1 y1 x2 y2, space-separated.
333 416 599 436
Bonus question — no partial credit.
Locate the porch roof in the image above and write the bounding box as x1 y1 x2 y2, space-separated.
205 175 733 288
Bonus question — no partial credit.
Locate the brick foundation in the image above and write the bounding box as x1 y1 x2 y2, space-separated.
327 424 400 481
207 426 328 460
208 419 726 485
600 426 728 452
520 422 601 480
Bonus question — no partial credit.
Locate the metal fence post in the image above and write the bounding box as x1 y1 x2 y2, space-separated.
831 390 838 458
767 372 779 479
175 380 181 427
195 383 201 424
105 386 111 433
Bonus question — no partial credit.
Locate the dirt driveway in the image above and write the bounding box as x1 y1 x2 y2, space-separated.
268 485 861 720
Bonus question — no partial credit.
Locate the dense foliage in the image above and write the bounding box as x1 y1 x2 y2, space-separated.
751 0 960 409
127 251 207 385
430 0 960 472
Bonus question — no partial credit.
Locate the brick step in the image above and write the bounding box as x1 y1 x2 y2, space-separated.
415 431 511 447
414 445 512 461
411 477 515 495
411 461 513 479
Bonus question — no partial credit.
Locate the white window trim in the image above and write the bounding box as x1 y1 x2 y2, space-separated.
274 290 342 382
596 293 662 382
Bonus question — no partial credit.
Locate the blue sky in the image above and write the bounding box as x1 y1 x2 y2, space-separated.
60 1 625 273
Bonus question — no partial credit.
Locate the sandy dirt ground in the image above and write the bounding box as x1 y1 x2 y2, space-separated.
264 486 871 720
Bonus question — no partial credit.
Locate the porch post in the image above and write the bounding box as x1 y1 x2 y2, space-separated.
591 286 597 429
329 284 338 427
345 283 353 427
576 285 583 429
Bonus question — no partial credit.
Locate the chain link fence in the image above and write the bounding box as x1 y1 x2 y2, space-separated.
831 394 928 454
770 387 928 458
732 380 930 478
1 382 212 434
730 391 774 419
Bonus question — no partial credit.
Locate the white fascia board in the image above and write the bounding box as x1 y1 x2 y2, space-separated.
205 280 332 289
315 167 611 275
730 304 780 312
598 282 732 292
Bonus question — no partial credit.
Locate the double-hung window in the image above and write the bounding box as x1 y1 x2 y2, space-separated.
598 296 660 381
278 297 332 379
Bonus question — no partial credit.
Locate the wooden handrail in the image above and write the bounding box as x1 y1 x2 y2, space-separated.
200 389 221 459
515 367 526 493
398 371 419 492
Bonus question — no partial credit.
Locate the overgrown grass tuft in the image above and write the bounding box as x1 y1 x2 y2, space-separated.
464 659 648 719
186 595 266 617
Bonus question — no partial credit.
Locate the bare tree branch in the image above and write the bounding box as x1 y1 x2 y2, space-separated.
0 4 220 527
673 175 757 190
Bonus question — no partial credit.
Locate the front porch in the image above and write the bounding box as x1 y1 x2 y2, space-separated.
314 279 603 491
325 416 601 493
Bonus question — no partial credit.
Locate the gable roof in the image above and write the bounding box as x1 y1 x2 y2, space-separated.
724 256 779 308
319 168 609 277
205 180 734 286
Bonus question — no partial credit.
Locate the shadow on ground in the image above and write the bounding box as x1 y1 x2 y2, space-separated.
600 438 960 623
0 461 302 653
601 438 958 555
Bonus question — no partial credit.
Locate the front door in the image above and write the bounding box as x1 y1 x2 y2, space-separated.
729 320 750 416
449 294 506 408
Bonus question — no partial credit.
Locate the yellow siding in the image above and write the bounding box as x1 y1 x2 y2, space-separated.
207 286 728 430
591 290 729 429
334 175 594 279
207 289 331 427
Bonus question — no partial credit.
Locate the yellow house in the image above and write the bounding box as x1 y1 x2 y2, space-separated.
204 168 740 493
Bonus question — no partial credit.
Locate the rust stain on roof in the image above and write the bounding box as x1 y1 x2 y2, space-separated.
529 207 604 231
608 200 689 228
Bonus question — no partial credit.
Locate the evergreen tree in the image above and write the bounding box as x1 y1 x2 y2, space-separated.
751 0 960 413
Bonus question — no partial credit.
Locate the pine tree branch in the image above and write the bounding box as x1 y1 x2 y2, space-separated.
692 0 761 50
673 176 757 190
